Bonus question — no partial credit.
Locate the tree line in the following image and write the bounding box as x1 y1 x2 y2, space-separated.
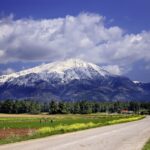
0 100 150 114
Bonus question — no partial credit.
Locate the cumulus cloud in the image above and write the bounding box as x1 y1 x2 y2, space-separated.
2 68 15 75
0 12 150 74
103 65 123 75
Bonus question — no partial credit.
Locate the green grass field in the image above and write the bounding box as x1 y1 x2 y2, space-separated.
0 114 144 145
143 139 150 150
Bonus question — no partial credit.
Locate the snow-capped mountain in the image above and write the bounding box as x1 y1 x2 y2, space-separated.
133 81 141 84
0 59 150 101
0 59 110 86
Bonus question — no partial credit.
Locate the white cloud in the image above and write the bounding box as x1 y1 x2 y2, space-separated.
103 65 123 75
0 50 4 57
2 68 15 75
0 13 150 74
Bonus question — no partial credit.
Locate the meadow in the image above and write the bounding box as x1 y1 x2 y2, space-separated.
0 113 144 145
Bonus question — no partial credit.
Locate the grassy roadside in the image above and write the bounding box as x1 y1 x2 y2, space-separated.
0 114 145 145
143 139 150 150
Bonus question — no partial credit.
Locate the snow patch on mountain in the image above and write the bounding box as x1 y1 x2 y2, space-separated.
133 81 141 84
0 59 111 85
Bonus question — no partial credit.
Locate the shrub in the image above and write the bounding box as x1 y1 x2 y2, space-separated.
36 122 98 135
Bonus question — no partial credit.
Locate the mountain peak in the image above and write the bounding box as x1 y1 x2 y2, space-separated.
0 58 150 101
52 58 90 70
0 58 110 84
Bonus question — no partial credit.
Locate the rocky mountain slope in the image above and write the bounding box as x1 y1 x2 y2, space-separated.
0 59 149 101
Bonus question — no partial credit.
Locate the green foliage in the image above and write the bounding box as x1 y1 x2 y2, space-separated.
0 114 143 129
108 116 144 124
79 101 92 114
49 100 58 114
0 114 144 145
37 115 143 136
0 100 41 114
143 138 150 150
0 99 150 115
36 122 97 135
58 102 67 114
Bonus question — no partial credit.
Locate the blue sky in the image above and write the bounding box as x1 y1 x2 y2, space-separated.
0 0 150 82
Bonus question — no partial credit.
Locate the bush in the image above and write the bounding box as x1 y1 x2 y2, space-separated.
36 122 98 135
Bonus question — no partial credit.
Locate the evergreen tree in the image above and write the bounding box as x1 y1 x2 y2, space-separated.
49 100 58 114
58 102 67 114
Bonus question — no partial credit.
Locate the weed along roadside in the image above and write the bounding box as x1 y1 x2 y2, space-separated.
143 138 150 150
0 114 144 145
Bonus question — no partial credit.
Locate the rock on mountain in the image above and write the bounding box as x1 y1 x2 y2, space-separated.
0 59 149 101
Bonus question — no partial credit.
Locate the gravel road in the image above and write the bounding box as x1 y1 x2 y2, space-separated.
0 116 150 150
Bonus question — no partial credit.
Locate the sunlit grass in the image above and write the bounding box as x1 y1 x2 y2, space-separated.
143 138 150 150
108 116 144 124
0 114 145 145
36 122 98 135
